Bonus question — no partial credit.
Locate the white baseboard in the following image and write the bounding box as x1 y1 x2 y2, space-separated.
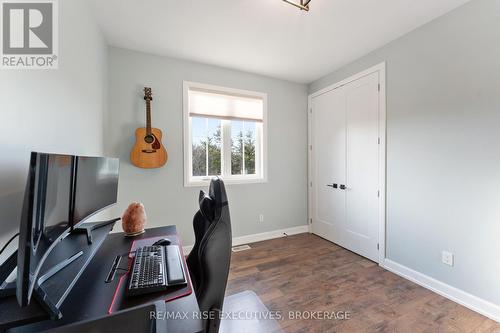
182 225 309 256
231 225 310 247
382 259 500 323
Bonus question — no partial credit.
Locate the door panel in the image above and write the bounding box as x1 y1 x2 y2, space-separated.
311 87 346 244
311 71 381 263
345 72 380 261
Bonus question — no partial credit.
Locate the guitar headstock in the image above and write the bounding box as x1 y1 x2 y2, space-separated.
144 87 153 101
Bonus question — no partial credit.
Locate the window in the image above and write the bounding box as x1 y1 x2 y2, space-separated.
184 82 267 186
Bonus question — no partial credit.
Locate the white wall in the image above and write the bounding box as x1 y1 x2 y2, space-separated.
0 0 108 261
310 0 500 308
106 47 308 246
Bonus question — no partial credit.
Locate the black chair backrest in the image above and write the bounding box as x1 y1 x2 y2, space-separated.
187 178 232 333
48 301 167 333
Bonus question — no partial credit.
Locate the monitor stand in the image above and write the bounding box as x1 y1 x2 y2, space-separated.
72 218 121 244
38 251 84 286
34 251 84 320
34 220 119 319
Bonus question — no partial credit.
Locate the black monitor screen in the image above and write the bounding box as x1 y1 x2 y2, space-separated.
32 154 73 248
72 156 119 226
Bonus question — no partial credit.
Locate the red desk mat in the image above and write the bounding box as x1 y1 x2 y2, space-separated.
108 235 193 314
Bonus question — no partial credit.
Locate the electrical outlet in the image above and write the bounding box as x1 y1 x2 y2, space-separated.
442 251 454 267
259 214 264 223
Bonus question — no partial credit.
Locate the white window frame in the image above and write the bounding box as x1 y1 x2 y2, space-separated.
183 81 268 187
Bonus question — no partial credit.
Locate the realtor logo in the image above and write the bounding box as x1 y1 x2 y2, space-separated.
1 0 58 69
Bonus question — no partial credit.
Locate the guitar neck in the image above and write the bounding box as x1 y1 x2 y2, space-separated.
146 100 152 135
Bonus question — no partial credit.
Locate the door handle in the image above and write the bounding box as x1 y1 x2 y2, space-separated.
326 183 338 189
340 184 346 190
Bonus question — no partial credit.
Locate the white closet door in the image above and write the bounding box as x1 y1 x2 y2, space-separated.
311 86 346 245
344 72 380 262
311 71 381 262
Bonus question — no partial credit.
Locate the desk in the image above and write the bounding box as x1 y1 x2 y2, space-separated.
8 226 202 333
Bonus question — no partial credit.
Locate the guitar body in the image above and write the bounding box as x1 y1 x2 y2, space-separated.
130 87 168 169
130 127 168 168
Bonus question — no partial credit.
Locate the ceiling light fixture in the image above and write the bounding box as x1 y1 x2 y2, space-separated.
282 0 311 11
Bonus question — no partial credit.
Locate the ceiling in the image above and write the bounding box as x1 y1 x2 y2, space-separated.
88 0 472 83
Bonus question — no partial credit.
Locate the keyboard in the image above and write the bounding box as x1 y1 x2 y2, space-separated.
127 244 186 297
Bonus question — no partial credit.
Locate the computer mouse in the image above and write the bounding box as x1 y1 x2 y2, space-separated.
152 238 172 246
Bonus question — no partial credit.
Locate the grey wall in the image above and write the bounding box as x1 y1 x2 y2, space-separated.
0 0 108 262
106 47 308 246
310 0 500 306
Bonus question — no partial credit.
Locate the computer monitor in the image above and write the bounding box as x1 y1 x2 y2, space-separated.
16 153 120 307
16 152 75 307
72 156 119 227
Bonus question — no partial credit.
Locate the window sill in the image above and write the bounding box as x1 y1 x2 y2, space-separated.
184 177 267 187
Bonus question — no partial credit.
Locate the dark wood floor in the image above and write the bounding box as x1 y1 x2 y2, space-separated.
226 233 500 333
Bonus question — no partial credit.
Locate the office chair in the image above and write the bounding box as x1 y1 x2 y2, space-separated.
47 301 167 333
187 177 232 333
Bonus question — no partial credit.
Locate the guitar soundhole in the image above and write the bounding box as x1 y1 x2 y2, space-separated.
144 135 154 144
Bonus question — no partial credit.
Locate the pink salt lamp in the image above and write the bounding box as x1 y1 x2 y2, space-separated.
122 202 147 236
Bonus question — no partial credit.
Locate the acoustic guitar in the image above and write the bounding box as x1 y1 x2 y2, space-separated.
130 87 168 168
